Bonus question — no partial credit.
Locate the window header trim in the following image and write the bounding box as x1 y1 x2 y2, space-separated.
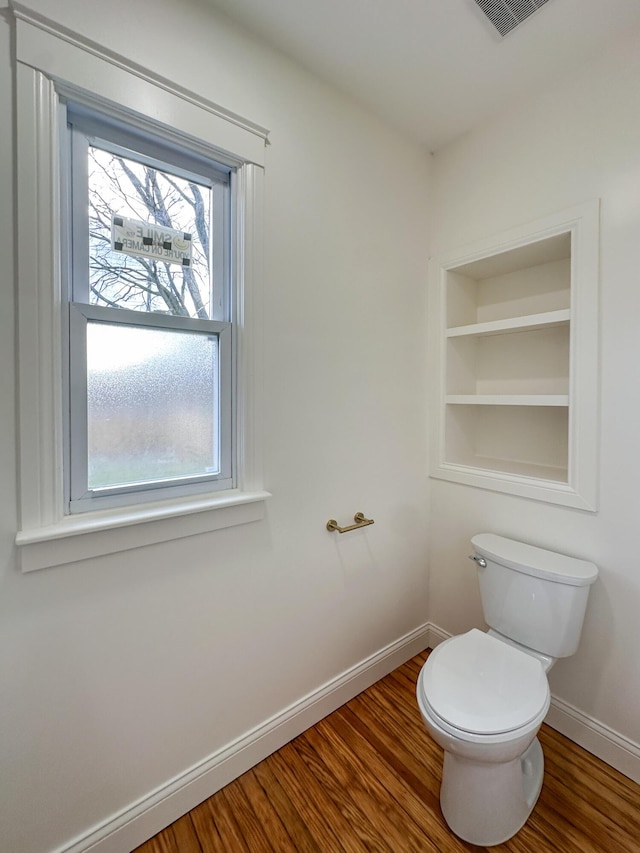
13 1 270 167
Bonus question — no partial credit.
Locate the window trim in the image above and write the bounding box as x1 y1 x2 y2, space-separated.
14 7 270 572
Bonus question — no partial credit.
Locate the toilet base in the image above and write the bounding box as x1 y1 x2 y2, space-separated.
440 737 544 846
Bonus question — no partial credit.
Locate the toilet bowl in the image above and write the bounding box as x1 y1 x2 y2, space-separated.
416 629 551 846
415 534 597 847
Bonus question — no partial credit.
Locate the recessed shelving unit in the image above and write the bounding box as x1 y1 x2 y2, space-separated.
429 202 600 509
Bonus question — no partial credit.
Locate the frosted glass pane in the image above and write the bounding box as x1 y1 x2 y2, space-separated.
87 322 219 490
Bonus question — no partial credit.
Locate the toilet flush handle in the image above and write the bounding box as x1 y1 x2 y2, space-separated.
468 554 487 568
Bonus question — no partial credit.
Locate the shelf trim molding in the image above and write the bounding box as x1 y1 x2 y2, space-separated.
445 395 569 407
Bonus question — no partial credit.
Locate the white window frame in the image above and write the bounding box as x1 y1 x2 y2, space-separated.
65 109 234 513
13 6 270 572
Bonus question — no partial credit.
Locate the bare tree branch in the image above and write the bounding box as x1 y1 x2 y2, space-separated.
87 148 213 318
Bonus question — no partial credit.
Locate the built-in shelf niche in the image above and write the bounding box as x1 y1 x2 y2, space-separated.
429 202 599 510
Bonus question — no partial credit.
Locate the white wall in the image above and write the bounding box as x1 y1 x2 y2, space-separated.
429 27 640 773
0 2 431 851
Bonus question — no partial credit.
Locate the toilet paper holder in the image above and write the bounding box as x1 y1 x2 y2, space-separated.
326 512 375 534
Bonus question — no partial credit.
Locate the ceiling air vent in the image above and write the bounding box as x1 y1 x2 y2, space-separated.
473 0 551 37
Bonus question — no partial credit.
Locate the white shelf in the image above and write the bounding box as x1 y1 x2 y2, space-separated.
446 309 570 339
446 395 569 407
443 456 569 483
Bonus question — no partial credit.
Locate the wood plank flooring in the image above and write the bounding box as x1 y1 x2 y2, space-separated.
134 651 640 852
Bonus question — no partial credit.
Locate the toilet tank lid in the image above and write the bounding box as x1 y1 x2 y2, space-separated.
471 533 598 587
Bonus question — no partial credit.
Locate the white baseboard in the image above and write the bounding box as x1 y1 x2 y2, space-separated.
545 695 640 784
425 622 450 649
53 623 432 853
425 622 640 786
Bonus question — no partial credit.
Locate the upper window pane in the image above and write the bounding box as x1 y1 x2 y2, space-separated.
88 145 213 319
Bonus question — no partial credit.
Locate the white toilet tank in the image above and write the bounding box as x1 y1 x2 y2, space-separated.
471 534 598 658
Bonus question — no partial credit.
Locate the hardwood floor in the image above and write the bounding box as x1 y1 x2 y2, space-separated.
135 651 640 852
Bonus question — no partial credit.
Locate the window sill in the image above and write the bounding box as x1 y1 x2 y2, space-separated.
16 489 271 572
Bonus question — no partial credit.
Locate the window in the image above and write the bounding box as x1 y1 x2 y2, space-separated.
14 7 270 571
66 110 234 512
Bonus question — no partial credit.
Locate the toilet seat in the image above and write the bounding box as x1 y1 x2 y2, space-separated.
420 629 550 736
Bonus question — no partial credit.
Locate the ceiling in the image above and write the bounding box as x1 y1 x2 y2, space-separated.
205 0 640 151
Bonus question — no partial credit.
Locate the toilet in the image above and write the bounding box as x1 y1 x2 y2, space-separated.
416 533 598 846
